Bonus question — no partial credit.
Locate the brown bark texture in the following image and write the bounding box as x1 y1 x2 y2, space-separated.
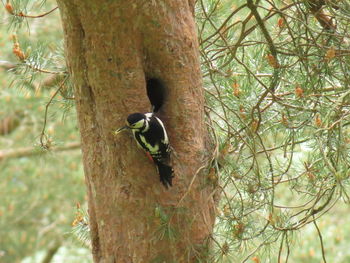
57 1 216 262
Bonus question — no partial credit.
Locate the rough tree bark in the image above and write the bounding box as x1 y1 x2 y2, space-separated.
57 1 216 262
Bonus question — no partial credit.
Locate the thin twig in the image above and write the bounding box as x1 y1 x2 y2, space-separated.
313 216 327 263
40 75 69 148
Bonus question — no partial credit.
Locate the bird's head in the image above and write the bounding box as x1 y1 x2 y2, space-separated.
113 113 147 135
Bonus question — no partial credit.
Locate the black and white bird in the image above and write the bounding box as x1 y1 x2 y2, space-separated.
114 112 174 188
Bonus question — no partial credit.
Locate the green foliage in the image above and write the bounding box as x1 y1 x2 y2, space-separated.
71 205 90 248
197 0 350 261
0 1 88 262
153 205 178 241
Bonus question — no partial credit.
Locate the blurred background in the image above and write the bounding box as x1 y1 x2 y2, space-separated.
0 0 90 262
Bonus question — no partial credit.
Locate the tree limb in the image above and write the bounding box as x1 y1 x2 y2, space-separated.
0 142 81 161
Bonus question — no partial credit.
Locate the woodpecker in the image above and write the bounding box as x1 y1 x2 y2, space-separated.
114 112 174 188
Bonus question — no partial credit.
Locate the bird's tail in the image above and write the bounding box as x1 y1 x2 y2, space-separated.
155 161 174 188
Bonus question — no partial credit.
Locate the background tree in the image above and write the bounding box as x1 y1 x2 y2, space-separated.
1 0 350 262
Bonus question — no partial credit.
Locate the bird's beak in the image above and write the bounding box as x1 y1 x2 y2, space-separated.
113 125 129 135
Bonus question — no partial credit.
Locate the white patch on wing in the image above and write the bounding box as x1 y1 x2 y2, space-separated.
155 116 169 144
140 134 159 153
145 113 153 121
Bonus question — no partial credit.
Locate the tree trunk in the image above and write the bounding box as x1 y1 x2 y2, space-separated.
57 1 216 262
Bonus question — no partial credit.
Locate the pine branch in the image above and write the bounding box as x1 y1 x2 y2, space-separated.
40 75 69 148
0 60 68 91
4 1 59 19
41 241 61 263
306 0 337 31
246 0 278 58
71 205 91 248
0 142 81 161
0 60 16 70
